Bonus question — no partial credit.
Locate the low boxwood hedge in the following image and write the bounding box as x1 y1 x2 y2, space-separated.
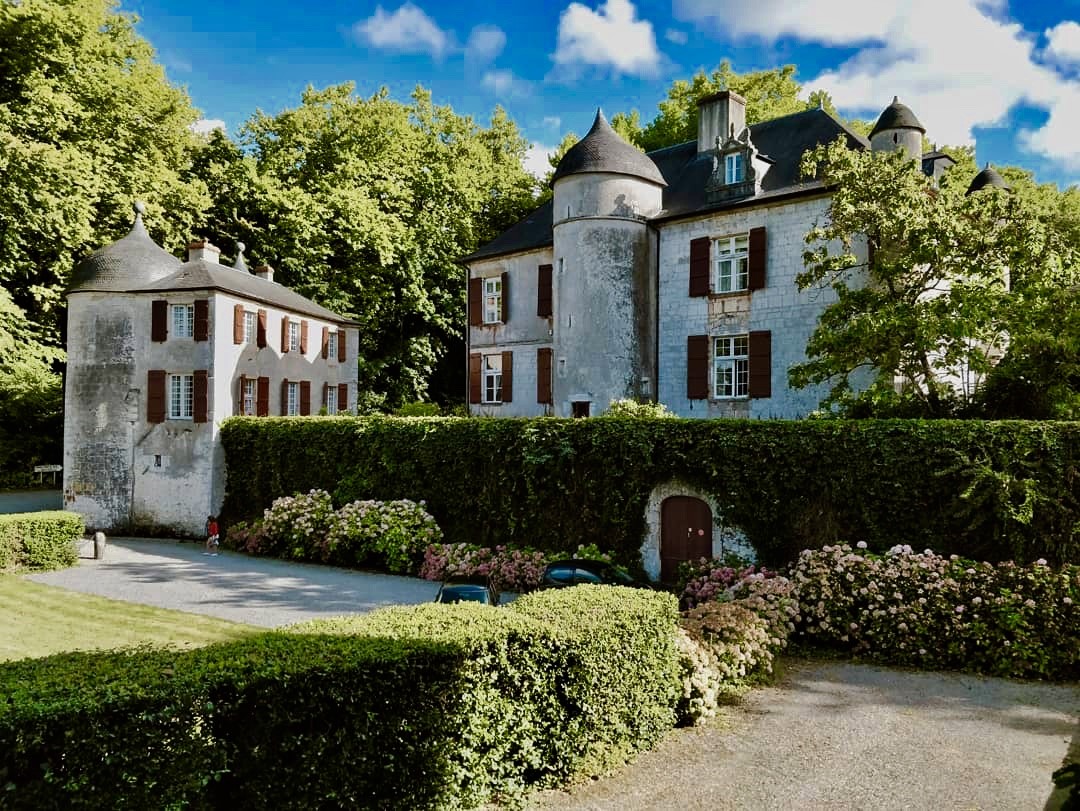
0 511 82 571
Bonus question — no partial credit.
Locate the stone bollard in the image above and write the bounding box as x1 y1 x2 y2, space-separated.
93 531 107 560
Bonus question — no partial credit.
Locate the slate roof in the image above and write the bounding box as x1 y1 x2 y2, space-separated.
967 164 1010 195
466 106 870 261
68 210 183 293
551 109 667 186
870 97 925 137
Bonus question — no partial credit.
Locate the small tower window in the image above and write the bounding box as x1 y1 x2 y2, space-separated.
725 153 744 184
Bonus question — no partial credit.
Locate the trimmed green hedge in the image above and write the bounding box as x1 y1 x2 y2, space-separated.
220 417 1080 567
0 511 82 571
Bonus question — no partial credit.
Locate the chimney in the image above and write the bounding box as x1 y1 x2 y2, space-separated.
187 239 220 264
254 264 274 283
697 90 746 154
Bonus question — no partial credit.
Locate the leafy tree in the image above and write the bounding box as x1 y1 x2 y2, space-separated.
789 138 1074 417
192 85 535 407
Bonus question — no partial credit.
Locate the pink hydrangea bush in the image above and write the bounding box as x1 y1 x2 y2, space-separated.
223 519 269 555
261 489 336 559
324 499 442 573
420 543 549 592
792 544 1080 679
679 556 779 609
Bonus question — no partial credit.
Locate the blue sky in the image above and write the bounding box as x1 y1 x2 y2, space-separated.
128 0 1080 187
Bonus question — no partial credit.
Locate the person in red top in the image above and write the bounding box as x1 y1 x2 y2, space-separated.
205 516 220 556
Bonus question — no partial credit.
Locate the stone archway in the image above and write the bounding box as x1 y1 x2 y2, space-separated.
660 496 712 583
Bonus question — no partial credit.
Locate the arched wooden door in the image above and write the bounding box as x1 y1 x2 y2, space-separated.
660 496 713 583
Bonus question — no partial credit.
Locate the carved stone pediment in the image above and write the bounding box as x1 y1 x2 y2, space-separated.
706 125 757 203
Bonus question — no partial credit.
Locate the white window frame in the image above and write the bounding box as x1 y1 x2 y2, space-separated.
288 321 301 353
713 234 750 293
326 385 338 415
327 331 338 361
481 355 502 403
483 277 502 324
714 335 749 399
168 373 194 419
172 304 194 339
286 381 299 416
241 378 256 416
725 152 744 184
243 311 257 344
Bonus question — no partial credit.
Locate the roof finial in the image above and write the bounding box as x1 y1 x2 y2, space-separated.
984 161 991 169
234 241 249 273
131 200 147 233
893 95 899 104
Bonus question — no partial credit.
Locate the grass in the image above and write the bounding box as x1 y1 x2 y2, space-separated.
0 575 258 662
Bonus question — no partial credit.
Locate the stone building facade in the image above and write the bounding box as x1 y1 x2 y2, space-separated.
63 209 358 535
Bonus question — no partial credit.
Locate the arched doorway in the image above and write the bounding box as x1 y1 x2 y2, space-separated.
660 496 713 583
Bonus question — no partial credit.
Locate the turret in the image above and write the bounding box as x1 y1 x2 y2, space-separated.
870 96 925 162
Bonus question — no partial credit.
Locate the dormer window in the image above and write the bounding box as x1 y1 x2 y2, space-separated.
725 153 744 184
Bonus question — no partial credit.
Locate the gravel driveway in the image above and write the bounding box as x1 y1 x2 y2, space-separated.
27 538 439 627
531 659 1079 811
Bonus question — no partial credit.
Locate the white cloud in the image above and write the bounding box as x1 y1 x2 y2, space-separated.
524 142 557 178
665 28 688 45
353 3 452 59
466 24 506 63
543 115 562 129
1044 20 1080 68
190 119 226 136
482 69 531 98
673 0 1080 171
552 0 662 77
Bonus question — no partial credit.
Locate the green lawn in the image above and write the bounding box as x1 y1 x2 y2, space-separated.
0 575 258 662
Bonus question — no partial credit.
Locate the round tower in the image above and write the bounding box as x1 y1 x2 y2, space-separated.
966 163 1010 195
550 110 666 416
869 96 925 162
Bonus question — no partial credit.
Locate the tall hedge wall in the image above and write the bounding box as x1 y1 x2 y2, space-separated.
220 417 1080 566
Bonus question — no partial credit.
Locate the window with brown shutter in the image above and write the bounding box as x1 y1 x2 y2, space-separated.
689 238 710 297
194 300 209 342
256 376 269 416
537 347 553 404
193 370 208 422
237 375 247 416
500 271 510 324
337 329 347 362
469 353 482 404
299 380 311 415
321 326 329 359
257 309 267 348
338 383 348 413
687 335 709 399
147 370 166 422
300 320 308 354
233 304 245 344
537 264 553 317
280 316 290 352
748 227 767 290
748 330 772 398
322 383 329 409
280 379 289 416
151 300 168 342
501 350 513 403
468 277 482 327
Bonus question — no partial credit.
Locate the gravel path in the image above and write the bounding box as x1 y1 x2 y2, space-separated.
530 659 1080 811
26 538 439 627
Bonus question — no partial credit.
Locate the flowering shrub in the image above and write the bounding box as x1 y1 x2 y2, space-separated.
366 500 442 574
419 543 548 592
572 543 613 563
678 555 776 609
261 489 336 559
792 543 1080 679
223 519 270 555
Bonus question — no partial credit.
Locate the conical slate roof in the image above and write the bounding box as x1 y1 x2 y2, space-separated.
68 203 182 294
869 96 926 138
966 163 1010 195
552 109 666 186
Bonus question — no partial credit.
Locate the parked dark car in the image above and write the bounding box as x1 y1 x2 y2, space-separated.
540 559 652 590
434 576 499 606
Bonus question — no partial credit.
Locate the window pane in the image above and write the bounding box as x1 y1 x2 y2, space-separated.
733 336 748 356
327 387 337 415
328 332 337 358
736 358 749 396
244 312 257 343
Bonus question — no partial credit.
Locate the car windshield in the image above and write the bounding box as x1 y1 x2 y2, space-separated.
438 586 490 604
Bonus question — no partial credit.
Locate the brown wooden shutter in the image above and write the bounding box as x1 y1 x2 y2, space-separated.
257 309 267 348
194 299 209 342
468 277 482 326
193 369 208 422
321 326 329 359
687 335 709 399
300 320 308 354
501 350 513 403
748 226 767 290
233 304 244 344
500 271 510 323
469 353 482 404
748 330 772 399
280 316 289 352
238 375 247 416
337 383 348 413
151 300 168 342
537 347 553 404
537 264 553 317
689 238 710 297
337 329 347 362
280 379 289 415
147 370 166 423
256 376 269 417
299 380 311 415
322 383 329 409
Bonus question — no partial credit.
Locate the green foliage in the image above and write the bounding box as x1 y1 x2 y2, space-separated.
0 511 82 571
395 401 442 417
221 416 1080 569
602 399 676 418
